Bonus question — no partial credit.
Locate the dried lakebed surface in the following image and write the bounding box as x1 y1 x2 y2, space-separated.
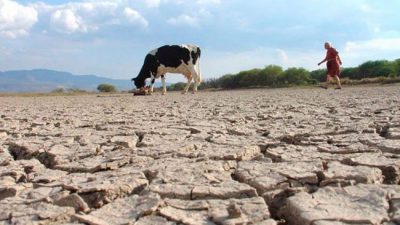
0 85 399 225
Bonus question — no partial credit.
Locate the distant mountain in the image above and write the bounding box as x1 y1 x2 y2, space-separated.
0 69 142 92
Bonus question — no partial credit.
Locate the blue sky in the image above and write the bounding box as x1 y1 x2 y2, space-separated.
1 0 400 82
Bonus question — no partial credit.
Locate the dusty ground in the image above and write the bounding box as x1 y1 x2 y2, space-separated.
0 85 399 225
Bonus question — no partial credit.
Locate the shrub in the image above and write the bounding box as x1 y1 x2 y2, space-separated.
51 88 65 93
97 84 117 93
310 69 326 82
167 82 186 91
358 60 395 79
67 88 87 93
257 65 283 87
199 78 220 89
280 67 311 86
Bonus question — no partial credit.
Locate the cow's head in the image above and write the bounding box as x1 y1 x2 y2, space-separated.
131 77 146 89
132 53 158 89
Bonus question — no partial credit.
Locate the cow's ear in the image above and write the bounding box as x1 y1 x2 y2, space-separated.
131 78 136 81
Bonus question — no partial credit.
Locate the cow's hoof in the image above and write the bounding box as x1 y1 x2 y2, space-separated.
162 92 166 95
181 91 187 95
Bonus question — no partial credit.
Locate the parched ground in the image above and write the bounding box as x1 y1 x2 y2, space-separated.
0 85 399 225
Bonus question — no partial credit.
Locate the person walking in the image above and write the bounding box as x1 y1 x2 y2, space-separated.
318 42 342 89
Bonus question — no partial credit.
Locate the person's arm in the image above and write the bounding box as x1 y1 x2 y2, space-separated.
318 50 329 65
319 55 339 65
318 58 327 66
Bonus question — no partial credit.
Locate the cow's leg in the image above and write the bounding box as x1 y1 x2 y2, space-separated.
182 72 192 94
195 62 202 92
150 78 155 93
161 74 166 95
189 68 201 93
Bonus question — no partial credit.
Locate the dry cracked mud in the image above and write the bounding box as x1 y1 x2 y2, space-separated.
0 85 399 225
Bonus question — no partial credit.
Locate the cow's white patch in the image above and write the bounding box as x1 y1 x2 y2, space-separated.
157 62 191 78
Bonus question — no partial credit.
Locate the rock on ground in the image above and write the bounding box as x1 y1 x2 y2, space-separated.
283 184 400 225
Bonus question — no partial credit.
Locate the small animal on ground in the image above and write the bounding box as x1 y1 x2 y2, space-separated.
131 44 202 95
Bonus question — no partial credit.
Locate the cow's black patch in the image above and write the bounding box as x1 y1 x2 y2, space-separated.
133 54 159 88
155 45 191 67
191 47 201 65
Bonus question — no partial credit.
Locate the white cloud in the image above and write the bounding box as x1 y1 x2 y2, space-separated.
360 3 372 13
0 0 222 36
196 0 221 5
123 7 149 27
342 38 400 65
144 0 161 7
51 9 88 33
141 0 221 8
167 14 199 27
345 38 400 52
36 1 148 34
0 0 38 38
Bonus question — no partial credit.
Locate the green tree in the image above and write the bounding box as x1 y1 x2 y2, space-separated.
358 60 395 78
190 59 400 91
97 84 117 93
392 58 400 76
280 67 311 86
219 74 236 89
310 69 326 82
258 65 283 87
199 78 220 89
237 69 261 87
341 67 360 79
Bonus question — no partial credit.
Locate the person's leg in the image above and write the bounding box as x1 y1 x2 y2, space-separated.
334 75 342 89
321 75 332 89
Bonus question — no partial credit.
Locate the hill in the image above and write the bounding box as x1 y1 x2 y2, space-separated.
0 69 136 93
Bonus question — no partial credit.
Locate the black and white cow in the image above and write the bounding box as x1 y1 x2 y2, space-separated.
131 44 202 95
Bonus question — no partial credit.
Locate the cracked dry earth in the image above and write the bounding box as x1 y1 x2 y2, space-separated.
0 85 399 225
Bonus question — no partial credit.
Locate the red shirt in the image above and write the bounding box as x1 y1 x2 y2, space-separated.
326 47 339 64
